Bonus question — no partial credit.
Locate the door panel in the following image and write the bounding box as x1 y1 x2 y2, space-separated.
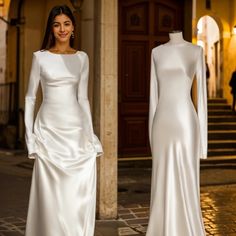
121 41 149 100
121 2 149 35
154 3 180 35
118 0 185 157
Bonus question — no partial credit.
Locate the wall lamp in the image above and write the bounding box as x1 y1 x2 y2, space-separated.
70 0 84 12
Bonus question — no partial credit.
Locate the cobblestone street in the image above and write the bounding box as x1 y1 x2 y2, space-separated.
117 185 236 236
0 151 236 235
117 161 236 236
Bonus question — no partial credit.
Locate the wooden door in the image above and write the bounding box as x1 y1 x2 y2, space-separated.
118 0 185 157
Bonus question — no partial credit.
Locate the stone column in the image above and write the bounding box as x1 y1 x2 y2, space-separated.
94 0 118 219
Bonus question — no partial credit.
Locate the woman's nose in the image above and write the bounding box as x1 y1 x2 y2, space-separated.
60 25 65 32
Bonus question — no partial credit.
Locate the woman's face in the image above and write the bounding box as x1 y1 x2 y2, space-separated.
52 14 74 44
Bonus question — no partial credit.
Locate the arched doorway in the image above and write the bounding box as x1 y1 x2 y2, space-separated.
197 15 222 98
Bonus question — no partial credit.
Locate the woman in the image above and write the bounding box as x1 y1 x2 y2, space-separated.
24 5 102 236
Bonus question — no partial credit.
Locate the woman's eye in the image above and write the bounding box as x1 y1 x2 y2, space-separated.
65 23 71 26
53 24 59 27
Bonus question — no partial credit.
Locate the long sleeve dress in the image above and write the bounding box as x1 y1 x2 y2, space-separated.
24 50 103 236
147 42 207 236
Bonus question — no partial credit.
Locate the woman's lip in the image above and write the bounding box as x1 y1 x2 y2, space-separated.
59 33 68 37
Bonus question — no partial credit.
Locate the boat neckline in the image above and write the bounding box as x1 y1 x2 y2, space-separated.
45 50 80 55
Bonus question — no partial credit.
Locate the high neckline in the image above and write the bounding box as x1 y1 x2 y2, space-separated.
46 50 79 55
168 31 187 45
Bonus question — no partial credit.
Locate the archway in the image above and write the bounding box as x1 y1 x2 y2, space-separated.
197 15 221 98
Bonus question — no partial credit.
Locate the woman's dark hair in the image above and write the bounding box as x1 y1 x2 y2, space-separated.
41 5 76 50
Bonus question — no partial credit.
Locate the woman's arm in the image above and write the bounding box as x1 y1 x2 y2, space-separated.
78 52 103 155
24 52 40 156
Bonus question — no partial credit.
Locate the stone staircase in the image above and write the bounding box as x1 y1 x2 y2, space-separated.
208 98 236 159
119 98 236 165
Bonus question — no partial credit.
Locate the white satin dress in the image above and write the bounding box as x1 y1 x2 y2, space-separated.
147 42 207 236
24 50 103 236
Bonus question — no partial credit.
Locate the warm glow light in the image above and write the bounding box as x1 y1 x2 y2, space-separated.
223 31 231 38
0 0 3 17
197 19 203 34
197 40 204 49
233 26 236 35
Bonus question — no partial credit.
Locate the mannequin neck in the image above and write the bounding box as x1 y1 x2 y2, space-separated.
168 31 185 44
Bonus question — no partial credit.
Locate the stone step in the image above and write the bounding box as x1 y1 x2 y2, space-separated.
208 110 235 116
208 116 236 123
208 130 236 140
208 148 236 157
208 122 236 130
118 155 236 166
208 104 231 110
208 140 236 149
207 98 227 104
201 155 236 163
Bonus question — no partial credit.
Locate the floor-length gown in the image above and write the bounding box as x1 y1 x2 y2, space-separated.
147 42 207 236
24 50 103 236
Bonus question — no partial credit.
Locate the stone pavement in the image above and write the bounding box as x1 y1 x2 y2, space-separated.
117 185 236 236
0 150 236 236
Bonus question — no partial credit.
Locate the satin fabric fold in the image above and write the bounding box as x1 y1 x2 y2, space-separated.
24 50 103 236
26 154 97 236
147 42 207 236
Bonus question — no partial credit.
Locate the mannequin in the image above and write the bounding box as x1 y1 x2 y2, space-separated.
146 31 207 236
